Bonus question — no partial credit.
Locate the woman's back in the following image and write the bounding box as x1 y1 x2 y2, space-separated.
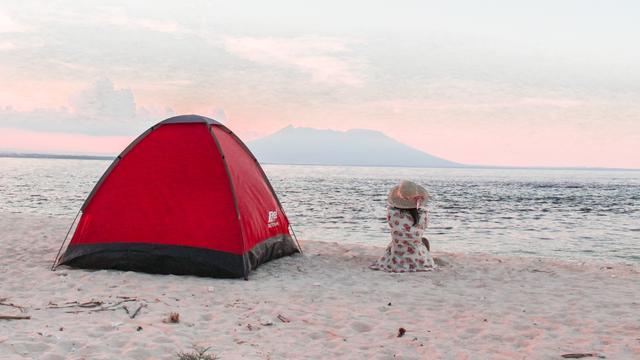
387 207 428 242
370 206 435 272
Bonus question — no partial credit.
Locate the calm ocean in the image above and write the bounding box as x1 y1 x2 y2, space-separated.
1 158 639 263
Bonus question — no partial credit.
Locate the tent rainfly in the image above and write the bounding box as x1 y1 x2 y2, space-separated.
53 115 300 278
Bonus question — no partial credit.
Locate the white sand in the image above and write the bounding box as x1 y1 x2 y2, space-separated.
1 213 638 359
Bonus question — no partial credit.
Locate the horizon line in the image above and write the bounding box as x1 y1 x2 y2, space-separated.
1 152 638 172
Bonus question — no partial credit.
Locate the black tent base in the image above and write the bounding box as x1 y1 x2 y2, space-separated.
59 235 299 278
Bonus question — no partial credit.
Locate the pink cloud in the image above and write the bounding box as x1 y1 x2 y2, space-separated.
92 8 185 34
0 10 28 33
229 96 639 169
0 128 132 155
223 36 364 86
384 117 640 169
1 74 636 168
0 41 16 51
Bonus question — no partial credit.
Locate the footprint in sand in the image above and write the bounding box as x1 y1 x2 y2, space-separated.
351 321 373 333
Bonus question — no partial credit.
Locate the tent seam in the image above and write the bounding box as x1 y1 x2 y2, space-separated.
208 124 250 278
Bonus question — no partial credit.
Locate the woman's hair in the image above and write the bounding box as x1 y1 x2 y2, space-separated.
393 207 421 226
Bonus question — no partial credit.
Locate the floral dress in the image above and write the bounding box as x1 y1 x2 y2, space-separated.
370 208 435 272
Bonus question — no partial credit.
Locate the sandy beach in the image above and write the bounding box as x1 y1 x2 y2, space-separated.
1 213 638 359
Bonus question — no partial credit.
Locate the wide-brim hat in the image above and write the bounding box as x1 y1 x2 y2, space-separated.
387 180 430 209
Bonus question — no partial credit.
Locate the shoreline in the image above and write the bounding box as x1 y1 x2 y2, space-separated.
1 214 639 359
3 212 639 267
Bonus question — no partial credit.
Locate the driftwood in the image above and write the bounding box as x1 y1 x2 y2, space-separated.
67 299 138 314
45 298 140 314
277 314 290 323
561 353 602 359
46 301 103 309
123 304 145 319
130 304 144 319
530 269 554 274
0 299 27 313
0 315 31 320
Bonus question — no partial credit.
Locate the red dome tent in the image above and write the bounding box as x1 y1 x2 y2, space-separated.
53 115 300 278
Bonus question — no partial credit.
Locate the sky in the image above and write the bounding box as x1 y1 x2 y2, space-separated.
1 0 639 168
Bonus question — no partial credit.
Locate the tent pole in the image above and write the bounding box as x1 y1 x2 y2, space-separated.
289 224 303 255
51 209 81 271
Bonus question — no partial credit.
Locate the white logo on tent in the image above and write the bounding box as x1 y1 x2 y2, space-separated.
267 211 278 228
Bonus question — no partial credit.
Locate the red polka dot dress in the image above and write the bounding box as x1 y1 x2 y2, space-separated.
370 208 435 272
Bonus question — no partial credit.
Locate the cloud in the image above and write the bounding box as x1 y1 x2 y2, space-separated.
0 79 237 139
0 10 28 33
0 41 16 51
0 79 173 136
0 127 133 155
70 78 136 119
13 6 187 35
223 36 365 86
91 7 186 34
207 107 228 123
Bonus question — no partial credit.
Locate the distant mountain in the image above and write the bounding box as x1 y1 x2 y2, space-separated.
247 126 462 167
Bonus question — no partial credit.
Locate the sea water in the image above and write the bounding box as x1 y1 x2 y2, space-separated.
1 158 639 263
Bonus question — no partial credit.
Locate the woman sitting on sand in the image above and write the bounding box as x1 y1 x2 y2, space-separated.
370 180 435 272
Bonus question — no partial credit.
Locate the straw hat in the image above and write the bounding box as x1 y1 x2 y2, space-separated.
387 180 430 209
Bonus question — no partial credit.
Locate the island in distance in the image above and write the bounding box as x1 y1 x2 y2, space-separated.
247 125 462 168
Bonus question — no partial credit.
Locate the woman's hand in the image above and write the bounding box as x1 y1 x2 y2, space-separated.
421 237 430 251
